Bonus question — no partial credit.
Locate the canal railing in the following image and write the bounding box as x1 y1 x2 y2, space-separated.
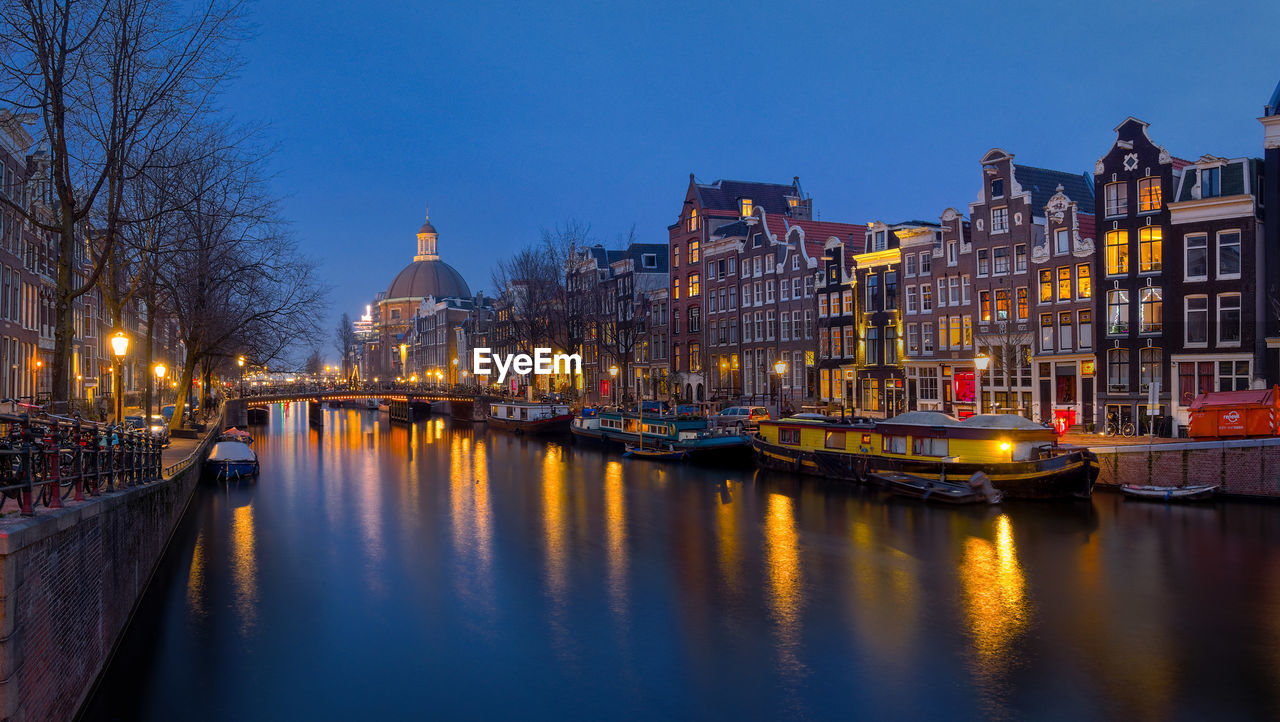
0 405 163 517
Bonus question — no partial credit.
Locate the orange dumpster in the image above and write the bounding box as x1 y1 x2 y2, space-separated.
1187 385 1280 439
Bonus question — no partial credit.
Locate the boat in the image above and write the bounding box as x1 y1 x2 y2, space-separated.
623 444 688 461
485 400 573 435
218 427 254 444
753 411 1098 499
1120 483 1219 502
206 440 259 481
570 408 751 462
377 400 390 415
364 398 380 410
870 470 1003 505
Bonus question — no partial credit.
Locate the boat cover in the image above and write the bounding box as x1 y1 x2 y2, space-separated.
879 411 961 427
209 441 257 462
959 414 1046 430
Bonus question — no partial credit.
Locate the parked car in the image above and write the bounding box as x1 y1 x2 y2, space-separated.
149 414 171 446
711 406 770 433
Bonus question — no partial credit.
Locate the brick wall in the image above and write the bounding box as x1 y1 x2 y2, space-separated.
0 432 215 722
1093 438 1280 497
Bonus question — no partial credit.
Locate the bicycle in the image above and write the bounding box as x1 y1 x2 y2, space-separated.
1104 413 1136 437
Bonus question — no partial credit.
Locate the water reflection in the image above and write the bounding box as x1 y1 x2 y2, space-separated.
764 492 806 683
186 530 207 621
959 513 1028 702
230 501 258 638
604 460 627 618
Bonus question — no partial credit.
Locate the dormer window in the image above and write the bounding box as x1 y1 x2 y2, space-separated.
688 208 698 232
991 178 1004 198
740 198 753 218
641 253 657 269
1201 167 1221 199
786 197 799 208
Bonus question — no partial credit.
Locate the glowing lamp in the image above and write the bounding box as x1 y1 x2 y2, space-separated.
774 359 787 375
974 355 990 372
110 331 129 357
154 363 167 380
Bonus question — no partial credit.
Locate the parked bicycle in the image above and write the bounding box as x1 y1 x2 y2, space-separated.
1104 412 1136 437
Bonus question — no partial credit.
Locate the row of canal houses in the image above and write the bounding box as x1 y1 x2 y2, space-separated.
586 85 1280 434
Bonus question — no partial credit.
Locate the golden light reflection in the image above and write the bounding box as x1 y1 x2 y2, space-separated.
542 446 568 603
604 460 627 617
764 493 806 677
231 503 259 638
186 530 207 620
715 481 741 593
959 514 1028 682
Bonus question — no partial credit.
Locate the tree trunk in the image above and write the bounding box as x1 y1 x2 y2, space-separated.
168 353 199 431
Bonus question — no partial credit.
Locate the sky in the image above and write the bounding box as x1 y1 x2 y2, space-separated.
218 0 1280 356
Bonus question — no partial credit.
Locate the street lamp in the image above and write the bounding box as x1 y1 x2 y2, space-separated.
399 343 408 377
974 354 990 416
773 359 788 414
33 358 42 401
152 363 167 419
237 356 245 397
110 331 130 423
609 365 619 407
451 357 459 387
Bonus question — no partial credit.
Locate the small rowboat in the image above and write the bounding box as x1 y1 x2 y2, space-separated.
218 427 254 444
870 471 1003 505
623 444 687 461
1120 484 1218 502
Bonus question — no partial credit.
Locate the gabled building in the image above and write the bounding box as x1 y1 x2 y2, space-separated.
668 175 809 403
1259 80 1280 385
1166 154 1265 426
1093 119 1185 432
863 221 938 416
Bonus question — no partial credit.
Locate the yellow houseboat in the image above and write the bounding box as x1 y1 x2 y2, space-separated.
753 411 1097 499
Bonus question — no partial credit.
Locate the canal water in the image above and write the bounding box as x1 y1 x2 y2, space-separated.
84 404 1280 721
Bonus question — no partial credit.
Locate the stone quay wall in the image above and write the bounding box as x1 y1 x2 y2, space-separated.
0 428 218 722
1093 438 1280 498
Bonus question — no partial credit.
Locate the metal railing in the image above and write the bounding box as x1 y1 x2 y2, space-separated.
0 403 163 517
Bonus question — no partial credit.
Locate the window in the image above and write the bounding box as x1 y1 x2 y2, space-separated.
916 367 939 400
961 275 971 304
1185 234 1208 281
1218 231 1241 279
995 288 1010 321
1139 227 1161 272
920 284 932 312
1014 244 1027 273
905 254 916 277
865 327 880 365
867 275 881 311
689 306 701 332
818 295 828 317
824 431 846 450
729 286 737 309
792 255 799 271
672 277 680 300
919 252 931 275
792 278 800 298
1136 287 1163 334
992 207 1008 232
1016 287 1028 320
641 253 657 268
688 208 698 231
938 317 949 350
1040 314 1054 351
1078 310 1092 348
689 273 701 297
948 277 959 306
886 326 899 363
949 315 962 348
1039 269 1053 303
1058 311 1074 350
874 230 887 251
780 278 790 301
729 257 736 276
1201 168 1220 199
829 291 839 315
1055 228 1070 255
922 322 934 353
1076 264 1091 300
672 245 680 269
977 249 989 277
947 241 957 266
1105 182 1128 216
1218 360 1250 391
1057 267 1071 301
753 257 761 276
991 178 1004 198
1107 289 1129 334
843 289 854 314
907 323 919 355
1105 230 1128 275
911 436 948 457
766 311 775 340
1138 177 1161 212
1218 293 1241 345
886 272 898 309
819 327 828 355
764 280 773 303
906 286 917 314
804 310 812 339
979 290 992 322
1108 348 1130 392
1185 296 1208 346
740 199 753 218
1139 348 1161 391
779 427 800 445
961 316 971 349
830 325 841 358
844 326 855 358
804 276 813 297
754 282 761 305
993 247 1010 275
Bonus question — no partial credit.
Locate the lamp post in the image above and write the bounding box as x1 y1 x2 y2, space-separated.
773 359 788 415
33 358 42 402
237 356 245 397
451 357 458 387
399 343 408 379
974 354 990 416
609 364 619 407
152 363 166 420
110 331 130 423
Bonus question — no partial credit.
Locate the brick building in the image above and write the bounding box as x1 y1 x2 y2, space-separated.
1263 81 1280 383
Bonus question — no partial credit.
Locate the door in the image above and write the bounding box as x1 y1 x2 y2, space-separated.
1082 378 1094 429
1038 379 1052 423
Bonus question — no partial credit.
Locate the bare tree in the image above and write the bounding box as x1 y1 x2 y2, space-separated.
304 349 323 376
0 0 247 407
334 312 356 380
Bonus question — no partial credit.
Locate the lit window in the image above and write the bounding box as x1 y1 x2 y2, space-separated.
688 208 699 232
1139 287 1162 334
688 240 700 264
1039 269 1053 303
689 273 700 297
1105 230 1128 275
673 277 680 300
1076 264 1091 300
1016 287 1028 320
740 198 753 218
995 289 1010 321
1107 289 1129 334
1139 227 1162 272
920 285 932 312
1057 267 1071 301
1138 177 1161 212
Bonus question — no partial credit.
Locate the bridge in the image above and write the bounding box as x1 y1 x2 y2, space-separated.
226 388 485 427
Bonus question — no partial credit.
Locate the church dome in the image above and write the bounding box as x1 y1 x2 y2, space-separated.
384 206 471 301
386 259 470 300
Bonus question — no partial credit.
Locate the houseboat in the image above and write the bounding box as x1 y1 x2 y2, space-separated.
570 408 750 461
753 411 1097 499
206 440 259 482
485 400 573 435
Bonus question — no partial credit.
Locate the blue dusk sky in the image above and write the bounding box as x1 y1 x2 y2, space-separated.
220 0 1279 350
